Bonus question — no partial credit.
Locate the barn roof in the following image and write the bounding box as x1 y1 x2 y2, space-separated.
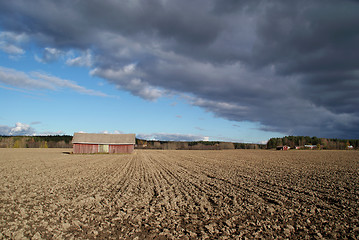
72 133 136 145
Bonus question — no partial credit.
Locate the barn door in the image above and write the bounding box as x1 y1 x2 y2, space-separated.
98 144 109 153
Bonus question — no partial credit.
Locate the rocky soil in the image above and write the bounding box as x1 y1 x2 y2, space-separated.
0 149 358 239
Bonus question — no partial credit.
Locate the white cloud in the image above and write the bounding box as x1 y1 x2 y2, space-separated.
10 122 33 135
0 84 33 94
125 78 163 100
137 132 206 141
0 43 25 55
123 63 136 73
66 50 92 67
35 47 64 63
99 130 124 134
35 130 65 136
0 122 35 136
0 122 66 136
0 31 28 56
190 97 248 112
34 54 43 63
0 66 109 97
0 67 55 89
90 64 139 81
91 67 163 101
0 32 28 42
31 72 109 97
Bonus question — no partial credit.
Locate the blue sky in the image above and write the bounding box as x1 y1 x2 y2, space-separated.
0 1 358 142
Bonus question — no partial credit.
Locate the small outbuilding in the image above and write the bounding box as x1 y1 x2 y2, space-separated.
304 145 317 150
72 132 136 154
276 145 290 151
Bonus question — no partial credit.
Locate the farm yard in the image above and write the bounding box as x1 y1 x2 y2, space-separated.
0 149 358 239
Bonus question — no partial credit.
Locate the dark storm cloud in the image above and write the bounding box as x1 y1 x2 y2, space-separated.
1 0 359 138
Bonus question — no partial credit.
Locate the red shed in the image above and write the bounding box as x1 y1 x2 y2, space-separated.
72 133 136 154
276 145 290 151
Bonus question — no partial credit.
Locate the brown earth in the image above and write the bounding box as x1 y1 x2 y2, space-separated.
0 149 358 239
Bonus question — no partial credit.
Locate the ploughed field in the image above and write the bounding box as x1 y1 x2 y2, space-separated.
0 149 358 239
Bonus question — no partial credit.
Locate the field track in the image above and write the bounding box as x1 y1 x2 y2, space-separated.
1 149 358 239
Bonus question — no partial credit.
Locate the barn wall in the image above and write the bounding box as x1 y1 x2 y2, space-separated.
109 144 134 154
73 143 134 154
73 143 98 154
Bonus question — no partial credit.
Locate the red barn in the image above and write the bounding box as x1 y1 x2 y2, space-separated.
276 145 290 151
72 133 136 154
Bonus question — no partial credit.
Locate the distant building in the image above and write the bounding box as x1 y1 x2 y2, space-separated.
304 145 317 149
277 145 290 151
72 133 136 154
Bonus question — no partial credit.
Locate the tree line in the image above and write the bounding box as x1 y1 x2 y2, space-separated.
266 136 359 150
136 139 266 150
0 136 73 148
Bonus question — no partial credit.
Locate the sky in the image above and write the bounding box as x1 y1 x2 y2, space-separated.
0 0 359 143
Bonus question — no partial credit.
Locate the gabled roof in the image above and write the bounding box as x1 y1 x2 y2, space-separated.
72 133 136 145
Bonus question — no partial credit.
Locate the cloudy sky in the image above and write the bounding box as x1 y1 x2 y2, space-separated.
0 0 358 142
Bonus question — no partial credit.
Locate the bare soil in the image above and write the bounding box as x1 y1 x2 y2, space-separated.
0 149 358 239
